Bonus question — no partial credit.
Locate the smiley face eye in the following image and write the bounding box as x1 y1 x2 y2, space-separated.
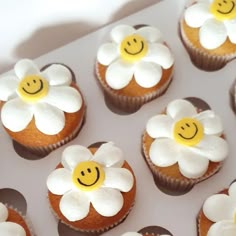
223 0 227 3
81 171 85 176
33 79 36 83
218 2 222 6
27 82 30 86
133 38 137 43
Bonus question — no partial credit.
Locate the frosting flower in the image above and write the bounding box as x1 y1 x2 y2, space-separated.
184 0 236 49
97 24 174 89
146 99 228 178
203 182 236 236
0 203 26 236
0 59 82 135
47 142 134 221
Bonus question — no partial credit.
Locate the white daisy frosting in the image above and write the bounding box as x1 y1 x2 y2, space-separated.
47 142 134 221
203 182 236 236
97 24 174 89
0 59 83 135
184 0 236 49
146 99 228 178
0 203 26 236
121 233 170 236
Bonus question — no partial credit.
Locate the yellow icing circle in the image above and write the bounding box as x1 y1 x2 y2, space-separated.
210 0 236 21
173 118 204 146
120 34 148 62
17 75 49 103
72 161 105 191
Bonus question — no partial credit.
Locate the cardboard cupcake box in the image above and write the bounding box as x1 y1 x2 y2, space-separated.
0 0 236 235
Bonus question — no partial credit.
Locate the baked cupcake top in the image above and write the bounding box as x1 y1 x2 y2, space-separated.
0 59 83 135
0 203 26 236
47 142 134 221
184 0 236 49
202 182 236 235
145 99 228 178
97 24 174 89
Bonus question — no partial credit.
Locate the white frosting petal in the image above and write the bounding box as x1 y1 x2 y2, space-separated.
61 145 92 170
228 182 236 198
200 18 227 49
14 59 39 79
178 149 209 178
59 190 90 221
203 194 234 222
0 76 18 101
89 187 123 216
225 19 236 44
144 43 174 69
42 64 72 86
93 142 124 168
0 222 26 236
1 98 33 132
184 2 211 28
97 42 119 66
136 26 163 43
134 61 162 88
194 135 228 162
146 114 173 139
47 168 73 195
106 59 134 89
194 110 223 136
207 220 236 236
121 233 141 236
33 103 65 135
44 86 82 113
0 203 8 222
149 138 178 167
110 25 135 43
166 99 197 120
103 167 134 192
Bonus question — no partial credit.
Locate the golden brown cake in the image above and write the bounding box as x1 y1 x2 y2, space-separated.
179 0 236 71
96 24 174 113
47 142 136 234
0 59 86 156
142 98 228 195
0 202 32 236
198 182 236 235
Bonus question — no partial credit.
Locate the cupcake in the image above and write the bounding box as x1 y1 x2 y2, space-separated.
198 182 236 235
179 0 236 71
0 59 86 157
0 202 32 236
142 98 228 195
121 225 173 236
47 142 136 234
96 24 174 113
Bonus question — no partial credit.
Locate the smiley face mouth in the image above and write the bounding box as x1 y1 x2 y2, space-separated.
124 41 144 55
22 79 44 95
77 167 100 187
217 1 235 14
178 122 199 140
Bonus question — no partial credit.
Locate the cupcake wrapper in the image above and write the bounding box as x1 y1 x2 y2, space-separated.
49 196 134 235
142 133 223 195
15 109 86 157
95 62 173 113
5 204 35 236
179 20 236 71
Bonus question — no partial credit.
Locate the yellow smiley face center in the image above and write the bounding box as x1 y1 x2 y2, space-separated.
210 0 236 20
17 75 49 103
120 34 148 62
72 161 105 191
173 118 204 146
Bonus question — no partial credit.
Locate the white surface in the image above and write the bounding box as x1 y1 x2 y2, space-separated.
0 0 160 74
1 0 236 235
